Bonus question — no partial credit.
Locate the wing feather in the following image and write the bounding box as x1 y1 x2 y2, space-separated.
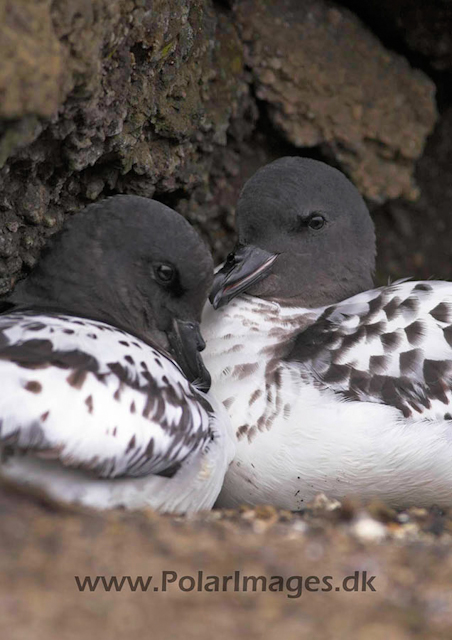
0 312 213 478
288 281 452 418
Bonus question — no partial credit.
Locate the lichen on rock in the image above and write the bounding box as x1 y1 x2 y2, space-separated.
0 0 248 294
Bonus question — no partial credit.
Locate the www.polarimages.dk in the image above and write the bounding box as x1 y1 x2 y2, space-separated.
75 570 376 597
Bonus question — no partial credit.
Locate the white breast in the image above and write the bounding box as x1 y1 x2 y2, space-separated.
202 288 452 510
0 312 235 513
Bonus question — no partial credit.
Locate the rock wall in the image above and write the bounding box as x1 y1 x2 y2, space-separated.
0 0 250 293
0 0 450 297
235 0 436 202
2 3 452 638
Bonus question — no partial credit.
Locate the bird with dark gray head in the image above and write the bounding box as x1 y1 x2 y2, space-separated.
0 195 234 513
9 195 214 387
210 156 376 310
203 156 452 511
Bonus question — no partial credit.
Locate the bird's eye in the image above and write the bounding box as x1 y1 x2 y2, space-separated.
226 252 236 264
307 214 326 230
155 263 175 284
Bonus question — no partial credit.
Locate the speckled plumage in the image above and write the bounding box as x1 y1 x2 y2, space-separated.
203 281 452 509
0 196 235 513
203 157 452 510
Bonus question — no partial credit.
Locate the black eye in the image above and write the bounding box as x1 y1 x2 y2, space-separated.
155 263 175 283
226 252 235 264
307 214 325 230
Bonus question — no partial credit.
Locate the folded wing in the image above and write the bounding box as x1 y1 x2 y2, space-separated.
287 281 452 419
0 312 213 478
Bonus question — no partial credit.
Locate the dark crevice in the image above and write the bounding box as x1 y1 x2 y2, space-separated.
212 0 233 9
335 0 452 112
336 1 431 67
153 188 188 210
130 42 149 67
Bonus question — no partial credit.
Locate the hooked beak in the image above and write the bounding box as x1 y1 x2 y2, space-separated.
209 245 278 310
167 319 211 393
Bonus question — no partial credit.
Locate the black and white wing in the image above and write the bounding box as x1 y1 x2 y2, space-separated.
0 312 213 478
288 280 452 419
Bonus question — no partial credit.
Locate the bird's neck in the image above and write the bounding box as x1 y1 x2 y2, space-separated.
202 295 317 377
8 275 167 353
202 295 318 439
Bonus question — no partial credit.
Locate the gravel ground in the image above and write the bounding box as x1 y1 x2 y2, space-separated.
1 481 451 639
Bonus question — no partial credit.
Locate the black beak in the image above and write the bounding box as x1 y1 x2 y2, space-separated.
167 319 211 393
209 245 278 310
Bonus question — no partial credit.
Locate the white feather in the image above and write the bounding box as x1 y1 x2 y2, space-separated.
0 312 235 513
202 281 452 509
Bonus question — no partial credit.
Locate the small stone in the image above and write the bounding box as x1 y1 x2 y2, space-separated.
254 504 278 520
351 515 387 543
85 178 105 201
6 222 19 233
396 513 410 524
310 493 342 511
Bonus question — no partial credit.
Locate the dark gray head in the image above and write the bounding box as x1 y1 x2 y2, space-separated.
210 157 376 309
8 195 214 391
